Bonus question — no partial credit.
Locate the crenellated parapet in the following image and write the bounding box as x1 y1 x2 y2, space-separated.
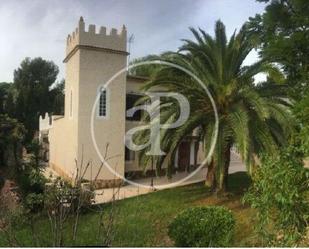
39 113 52 137
65 17 127 60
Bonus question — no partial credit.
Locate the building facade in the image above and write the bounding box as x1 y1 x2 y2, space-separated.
39 18 204 187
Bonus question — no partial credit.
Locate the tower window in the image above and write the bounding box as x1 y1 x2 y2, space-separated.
98 86 108 118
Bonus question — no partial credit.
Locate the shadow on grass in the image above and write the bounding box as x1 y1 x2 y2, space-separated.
90 171 251 213
228 171 251 194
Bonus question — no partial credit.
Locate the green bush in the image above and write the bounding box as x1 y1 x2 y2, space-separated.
16 139 47 203
244 146 309 246
45 178 95 213
168 206 235 247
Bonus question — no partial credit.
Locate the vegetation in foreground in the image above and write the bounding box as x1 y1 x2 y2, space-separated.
0 172 257 247
0 0 308 247
168 206 236 247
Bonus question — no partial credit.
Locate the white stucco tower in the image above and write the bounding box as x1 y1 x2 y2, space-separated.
45 17 127 186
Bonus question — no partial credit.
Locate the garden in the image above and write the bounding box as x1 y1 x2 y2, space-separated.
0 0 309 247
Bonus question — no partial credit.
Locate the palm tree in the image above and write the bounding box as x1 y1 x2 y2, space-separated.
134 20 293 193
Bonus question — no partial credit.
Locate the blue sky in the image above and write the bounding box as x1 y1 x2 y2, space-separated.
0 0 266 82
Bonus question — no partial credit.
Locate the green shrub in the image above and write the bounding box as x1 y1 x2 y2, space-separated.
168 206 235 247
16 163 47 198
16 139 47 202
244 146 309 246
24 193 44 213
45 178 95 213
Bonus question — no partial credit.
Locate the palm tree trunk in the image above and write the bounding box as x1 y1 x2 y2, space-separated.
216 146 231 194
205 159 216 190
223 146 231 190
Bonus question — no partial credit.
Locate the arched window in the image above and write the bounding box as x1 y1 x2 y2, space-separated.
97 86 109 118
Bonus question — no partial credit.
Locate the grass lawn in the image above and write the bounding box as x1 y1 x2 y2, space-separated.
0 172 258 247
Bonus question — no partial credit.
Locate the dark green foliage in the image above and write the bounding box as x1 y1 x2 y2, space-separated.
168 206 235 247
13 57 61 143
0 82 14 115
0 115 25 173
44 177 94 213
293 90 309 156
16 162 46 198
248 0 309 97
247 0 309 167
0 83 10 109
26 138 42 169
135 20 293 192
0 116 46 213
129 54 161 77
24 193 45 213
294 90 309 125
248 0 309 158
49 79 65 116
1 58 64 144
16 139 47 204
244 146 309 246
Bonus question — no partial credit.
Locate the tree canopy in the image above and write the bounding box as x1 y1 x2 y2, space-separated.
12 57 63 143
134 20 293 192
248 0 309 96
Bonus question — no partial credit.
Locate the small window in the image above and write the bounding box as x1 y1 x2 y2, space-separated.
98 86 108 118
125 147 135 161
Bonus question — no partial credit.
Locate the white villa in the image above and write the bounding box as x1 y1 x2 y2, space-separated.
39 17 204 187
